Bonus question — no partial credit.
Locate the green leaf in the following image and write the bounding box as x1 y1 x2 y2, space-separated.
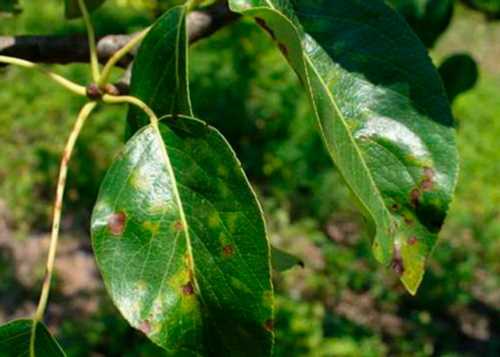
387 0 454 47
0 319 66 356
127 5 192 137
438 53 479 103
271 246 303 272
0 0 21 14
91 116 273 355
229 0 459 294
65 0 106 19
463 0 500 17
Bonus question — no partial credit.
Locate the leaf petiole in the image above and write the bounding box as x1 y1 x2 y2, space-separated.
30 101 97 356
102 94 158 125
0 55 87 96
78 0 100 82
98 27 151 87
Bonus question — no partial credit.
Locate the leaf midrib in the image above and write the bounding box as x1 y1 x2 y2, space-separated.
258 0 393 240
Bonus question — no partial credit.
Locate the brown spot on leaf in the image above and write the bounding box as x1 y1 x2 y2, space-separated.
138 320 151 334
278 43 289 57
391 203 400 212
422 167 434 191
108 212 126 235
223 245 235 257
182 281 194 296
408 236 417 245
404 216 413 225
173 220 184 231
391 246 404 275
410 188 421 207
391 258 405 275
264 319 274 332
255 17 276 40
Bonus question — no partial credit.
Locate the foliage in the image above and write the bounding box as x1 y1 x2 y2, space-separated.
388 0 455 47
229 0 458 294
0 320 65 356
0 0 498 356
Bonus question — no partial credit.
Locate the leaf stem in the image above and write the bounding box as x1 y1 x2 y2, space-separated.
98 27 151 87
102 94 158 125
30 102 97 356
78 0 100 82
0 55 87 96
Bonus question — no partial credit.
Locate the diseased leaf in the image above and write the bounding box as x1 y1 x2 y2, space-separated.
229 0 459 294
0 0 21 14
127 5 192 137
387 0 454 47
91 116 273 356
0 319 66 356
65 0 106 19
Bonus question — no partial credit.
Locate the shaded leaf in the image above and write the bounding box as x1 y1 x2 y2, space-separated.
0 0 21 14
127 5 192 137
91 116 273 355
0 319 66 356
439 53 479 102
462 0 500 17
271 246 304 271
229 0 459 294
65 0 106 19
387 0 454 47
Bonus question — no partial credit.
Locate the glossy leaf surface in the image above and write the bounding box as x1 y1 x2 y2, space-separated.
387 0 454 47
91 116 273 355
65 0 106 19
0 319 65 356
127 5 192 136
229 0 459 294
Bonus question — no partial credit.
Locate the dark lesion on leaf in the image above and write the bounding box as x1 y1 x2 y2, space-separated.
255 17 276 40
278 42 289 57
390 245 405 276
404 215 414 225
410 188 421 208
173 220 185 231
408 166 446 233
182 281 195 296
421 167 434 191
408 236 418 245
138 320 151 335
264 319 274 332
108 211 127 236
222 244 235 257
390 203 401 212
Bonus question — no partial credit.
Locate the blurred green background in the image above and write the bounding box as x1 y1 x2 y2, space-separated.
0 0 499 356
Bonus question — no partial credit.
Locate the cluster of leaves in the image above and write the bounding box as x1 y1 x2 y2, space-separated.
0 0 467 355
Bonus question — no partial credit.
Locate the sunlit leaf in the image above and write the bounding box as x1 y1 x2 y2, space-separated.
229 0 459 294
127 5 192 136
65 0 106 19
0 319 66 356
91 116 273 355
